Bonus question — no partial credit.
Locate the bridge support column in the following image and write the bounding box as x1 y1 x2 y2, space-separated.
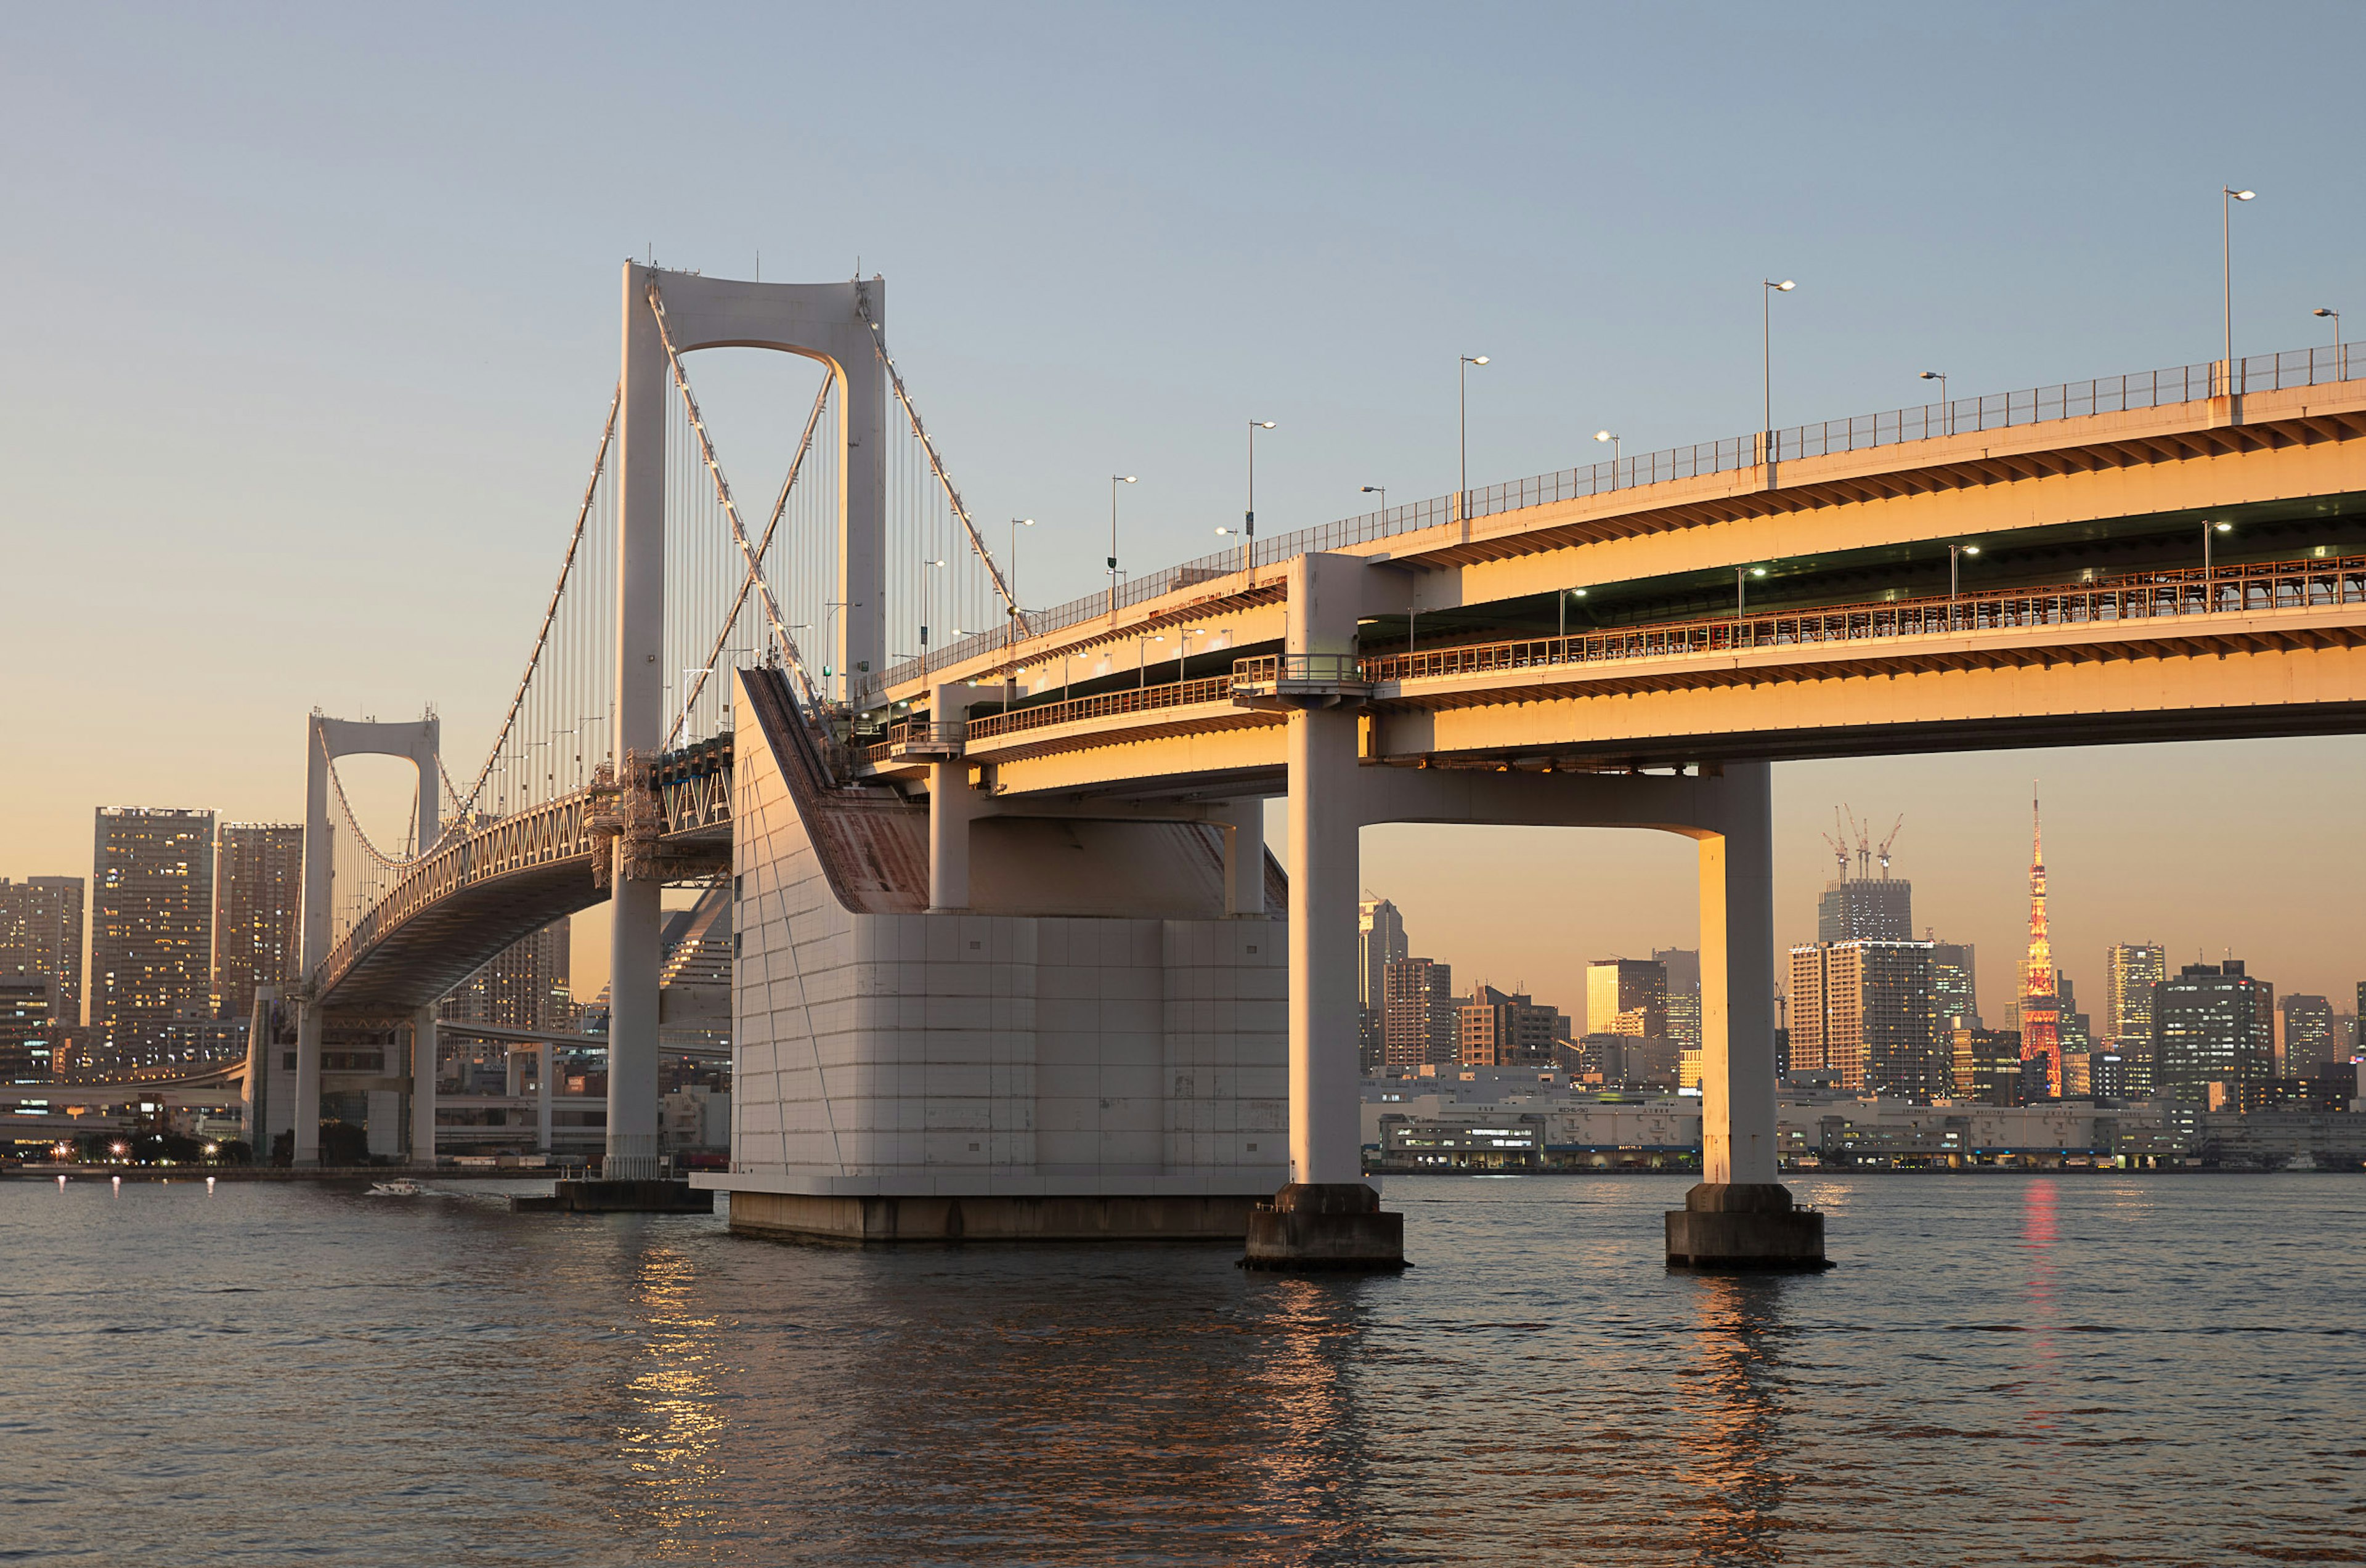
606 873 664 1179
411 1007 437 1169
1214 797 1266 917
1246 552 1402 1270
1667 761 1827 1270
537 1042 554 1155
292 1002 322 1166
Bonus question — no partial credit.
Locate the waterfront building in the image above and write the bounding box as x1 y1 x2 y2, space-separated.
2279 994 2336 1078
212 823 302 1026
1790 940 1942 1099
2155 959 2275 1103
1383 956 1456 1069
1930 941 1978 1031
90 807 216 1073
2090 1050 2128 1100
1585 957 1667 1039
0 877 85 1026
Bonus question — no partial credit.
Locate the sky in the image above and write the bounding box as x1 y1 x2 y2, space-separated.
6 2 2365 1025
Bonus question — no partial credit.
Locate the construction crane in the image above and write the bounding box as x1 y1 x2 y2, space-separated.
1845 806 1875 880
1819 807 1852 882
1876 814 1905 879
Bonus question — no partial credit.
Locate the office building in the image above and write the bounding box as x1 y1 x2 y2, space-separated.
2280 994 2336 1078
1654 946 1703 1058
2155 959 2275 1103
1359 897 1408 1070
1791 941 1942 1099
441 917 574 1032
0 877 85 1026
1816 876 1913 943
1586 957 1667 1039
2106 943 2167 1093
212 823 303 1026
1930 941 1978 1031
1383 956 1456 1070
90 807 216 1073
1458 985 1562 1068
0 977 59 1083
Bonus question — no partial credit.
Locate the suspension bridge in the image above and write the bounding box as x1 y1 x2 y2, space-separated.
266 261 2366 1265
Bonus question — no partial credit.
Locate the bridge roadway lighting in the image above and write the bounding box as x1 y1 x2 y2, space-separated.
1136 634 1165 688
1245 421 1275 581
2222 187 2256 382
1948 542 1981 625
2315 307 2342 367
1735 564 1767 620
1919 370 1950 436
1108 476 1136 617
1595 430 1620 489
920 558 946 678
1762 280 1795 449
2205 519 2233 604
1459 356 1487 528
1006 518 1034 664
1360 484 1386 517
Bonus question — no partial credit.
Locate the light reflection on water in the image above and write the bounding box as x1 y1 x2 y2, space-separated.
2 1174 2362 1566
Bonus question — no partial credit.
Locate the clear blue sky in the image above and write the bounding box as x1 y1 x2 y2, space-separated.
6 2 2364 1020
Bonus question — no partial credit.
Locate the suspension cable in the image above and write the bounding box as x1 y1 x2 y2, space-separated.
852 291 1023 633
667 371 834 745
644 278 826 717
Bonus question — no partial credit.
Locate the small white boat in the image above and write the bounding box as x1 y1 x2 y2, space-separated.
367 1179 427 1196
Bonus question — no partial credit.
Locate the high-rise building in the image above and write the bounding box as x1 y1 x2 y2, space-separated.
1359 896 1408 1070
1949 1026 2025 1106
1457 985 1562 1068
0 876 85 1026
90 807 216 1073
2279 994 2336 1078
2018 792 2062 1097
1790 941 1942 1099
2155 959 2274 1102
1586 957 1667 1039
212 823 303 1026
1929 941 1978 1031
1816 876 1913 943
1383 956 1456 1069
441 917 573 1032
2107 944 2167 1046
1654 946 1703 1057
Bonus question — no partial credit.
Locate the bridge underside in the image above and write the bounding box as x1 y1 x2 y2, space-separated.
320 857 609 1015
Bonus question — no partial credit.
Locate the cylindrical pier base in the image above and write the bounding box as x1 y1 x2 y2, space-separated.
1242 1182 1405 1271
1664 1182 1831 1271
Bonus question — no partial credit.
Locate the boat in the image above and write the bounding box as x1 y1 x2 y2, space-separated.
367 1178 427 1196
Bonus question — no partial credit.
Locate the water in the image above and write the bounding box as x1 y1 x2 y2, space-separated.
3 1174 2360 1566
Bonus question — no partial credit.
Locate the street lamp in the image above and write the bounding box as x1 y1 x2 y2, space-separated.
2222 187 2256 384
1108 476 1136 617
1595 430 1620 490
1762 280 1795 452
1947 542 1981 626
2204 519 2233 604
919 558 946 676
1460 355 1489 528
1006 518 1034 662
2315 307 2343 372
1360 484 1386 516
1735 564 1768 620
1245 420 1274 580
1136 634 1165 688
1919 370 1950 436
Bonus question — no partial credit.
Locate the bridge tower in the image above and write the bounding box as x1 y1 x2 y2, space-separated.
609 264 887 1180
294 713 440 1165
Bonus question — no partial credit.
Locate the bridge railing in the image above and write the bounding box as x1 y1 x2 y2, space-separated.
880 341 2360 692
912 550 2366 749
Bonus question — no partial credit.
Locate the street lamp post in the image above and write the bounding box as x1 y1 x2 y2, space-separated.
1762 279 1795 459
1360 484 1386 517
920 557 945 677
1108 476 1136 617
2203 519 2232 608
1137 635 1163 689
1459 355 1489 529
1734 564 1766 621
1947 542 1981 628
1919 370 1950 436
1595 429 1620 490
2222 186 2256 388
1006 517 1033 673
1245 420 1274 580
2315 307 2343 374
